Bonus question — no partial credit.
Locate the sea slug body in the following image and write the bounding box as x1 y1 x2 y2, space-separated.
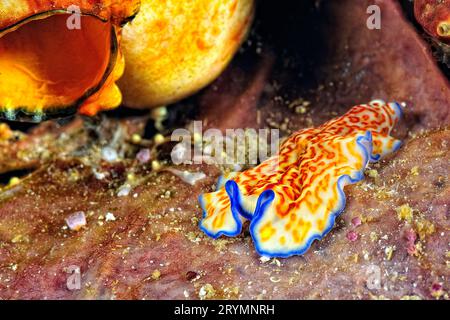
199 100 403 258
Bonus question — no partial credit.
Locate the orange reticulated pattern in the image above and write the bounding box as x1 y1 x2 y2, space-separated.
199 100 403 258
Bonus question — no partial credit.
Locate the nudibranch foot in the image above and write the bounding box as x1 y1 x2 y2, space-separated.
199 100 403 258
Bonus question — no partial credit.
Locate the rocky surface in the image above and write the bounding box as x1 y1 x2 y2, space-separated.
0 0 448 299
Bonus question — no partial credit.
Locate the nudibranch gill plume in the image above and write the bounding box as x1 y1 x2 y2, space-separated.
199 100 403 258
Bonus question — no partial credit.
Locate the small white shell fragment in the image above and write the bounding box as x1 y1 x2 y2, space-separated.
117 184 131 197
105 212 116 222
93 169 107 180
101 147 118 162
166 168 206 186
65 211 87 231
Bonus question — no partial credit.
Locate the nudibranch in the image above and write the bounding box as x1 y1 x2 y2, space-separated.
415 0 450 44
199 100 403 258
0 0 140 121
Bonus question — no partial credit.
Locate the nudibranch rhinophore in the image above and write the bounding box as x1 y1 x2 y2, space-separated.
199 100 403 258
0 0 140 122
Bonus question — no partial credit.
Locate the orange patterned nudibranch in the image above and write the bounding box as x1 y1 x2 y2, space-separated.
199 100 403 258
